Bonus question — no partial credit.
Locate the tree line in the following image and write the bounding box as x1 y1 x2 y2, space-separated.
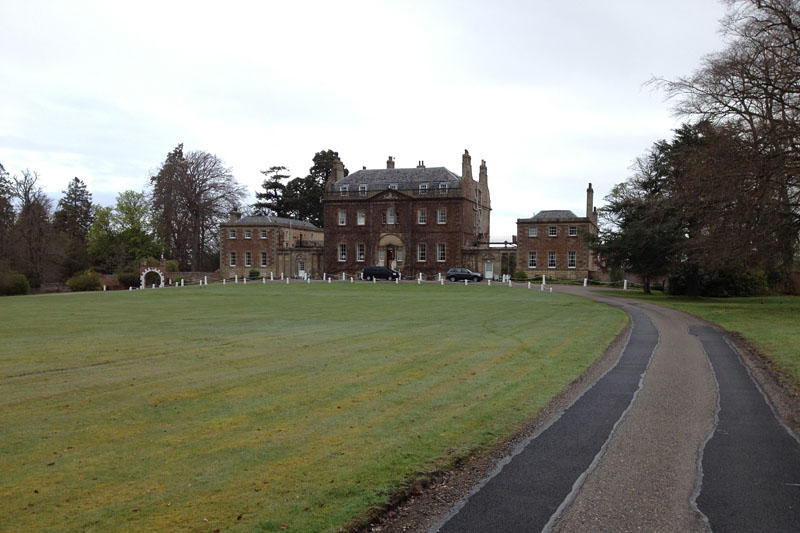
593 0 800 296
0 145 342 293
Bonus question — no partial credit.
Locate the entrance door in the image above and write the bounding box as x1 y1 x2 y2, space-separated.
386 247 396 269
298 261 306 278
485 261 494 280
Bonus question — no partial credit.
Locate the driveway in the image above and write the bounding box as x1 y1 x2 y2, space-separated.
432 287 800 532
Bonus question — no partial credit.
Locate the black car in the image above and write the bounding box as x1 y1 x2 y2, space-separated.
447 267 484 282
363 266 401 281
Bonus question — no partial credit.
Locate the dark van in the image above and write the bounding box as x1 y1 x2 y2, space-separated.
362 266 401 281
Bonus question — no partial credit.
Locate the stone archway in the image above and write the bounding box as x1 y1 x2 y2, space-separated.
140 267 165 288
378 233 404 269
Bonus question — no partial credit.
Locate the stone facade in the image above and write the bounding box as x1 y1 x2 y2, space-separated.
218 214 324 279
516 184 599 280
322 150 493 279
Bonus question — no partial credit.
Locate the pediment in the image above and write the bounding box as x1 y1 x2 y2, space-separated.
372 189 412 201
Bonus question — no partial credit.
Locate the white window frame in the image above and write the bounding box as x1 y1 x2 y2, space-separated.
378 249 385 266
528 226 537 238
338 210 346 226
397 248 403 263
357 243 365 262
358 184 368 196
260 229 267 239
357 211 366 225
339 185 349 197
417 243 426 262
437 208 447 224
418 209 426 224
548 250 556 268
549 226 557 237
569 226 577 237
437 243 446 262
386 207 396 225
419 183 428 194
244 229 251 239
338 243 346 262
229 229 236 239
439 183 448 194
260 251 267 267
568 250 577 269
528 251 537 268
388 183 398 190
245 251 252 267
229 251 236 266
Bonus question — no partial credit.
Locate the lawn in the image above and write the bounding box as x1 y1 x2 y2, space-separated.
600 290 800 392
0 282 626 532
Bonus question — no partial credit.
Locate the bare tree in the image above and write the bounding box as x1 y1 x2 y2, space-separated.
8 170 56 286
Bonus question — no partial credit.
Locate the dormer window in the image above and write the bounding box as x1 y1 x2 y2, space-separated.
358 184 368 196
388 184 398 190
339 185 349 197
419 183 428 194
439 183 448 194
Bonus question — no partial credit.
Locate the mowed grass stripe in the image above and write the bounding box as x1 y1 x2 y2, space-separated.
1 283 626 531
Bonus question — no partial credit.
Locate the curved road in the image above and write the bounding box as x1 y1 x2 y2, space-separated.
432 287 800 532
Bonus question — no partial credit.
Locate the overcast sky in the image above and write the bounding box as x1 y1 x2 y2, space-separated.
0 0 728 237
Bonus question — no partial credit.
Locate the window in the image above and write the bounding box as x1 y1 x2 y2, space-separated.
419 183 428 194
244 229 251 239
569 226 577 237
228 229 236 239
260 229 267 239
359 184 368 196
338 243 346 262
397 248 403 262
548 251 556 268
357 211 366 225
357 243 365 262
229 251 236 266
417 243 427 262
437 208 447 224
439 183 448 194
284 230 289 243
338 210 346 226
260 252 267 267
339 185 349 197
245 251 252 267
388 183 398 190
568 250 577 268
378 250 385 266
549 226 557 237
437 243 446 262
528 251 537 268
528 226 538 237
386 207 396 225
418 209 427 224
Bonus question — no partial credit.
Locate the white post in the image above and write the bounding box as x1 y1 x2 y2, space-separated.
583 278 588 287
152 283 155 289
329 278 332 284
287 278 290 284
342 272 346 281
488 279 491 286
103 285 106 291
540 284 544 291
281 272 284 280
419 272 423 281
373 277 376 284
181 279 184 287
223 278 226 285
417 278 421 285
243 277 247 284
549 287 553 293
623 279 628 290
542 274 546 285
263 277 266 284
350 277 353 283
128 286 132 291
440 279 444 285
464 279 468 286
270 272 274 281
508 280 512 287
204 276 208 286
527 281 531 289
395 277 399 285
438 273 442 281
235 275 238 284
307 277 311 284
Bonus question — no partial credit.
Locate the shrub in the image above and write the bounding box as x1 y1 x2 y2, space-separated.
174 275 186 285
512 270 528 280
165 260 179 272
144 257 161 267
0 271 31 296
67 270 103 292
249 269 261 280
117 272 140 289
668 265 768 297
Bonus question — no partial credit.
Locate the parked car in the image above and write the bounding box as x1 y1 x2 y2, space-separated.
362 266 401 281
447 267 484 282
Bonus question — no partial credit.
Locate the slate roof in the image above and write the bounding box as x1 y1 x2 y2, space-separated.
334 167 461 190
224 215 320 230
532 210 578 219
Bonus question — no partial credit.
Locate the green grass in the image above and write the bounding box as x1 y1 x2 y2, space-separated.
600 289 800 392
0 283 626 532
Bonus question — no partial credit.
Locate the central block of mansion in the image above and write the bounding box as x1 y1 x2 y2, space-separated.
323 150 493 279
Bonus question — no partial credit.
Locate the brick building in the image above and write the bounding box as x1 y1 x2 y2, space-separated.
516 184 599 280
322 150 494 279
218 213 324 279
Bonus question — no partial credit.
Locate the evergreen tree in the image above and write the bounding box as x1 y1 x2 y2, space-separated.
253 166 290 216
53 177 94 277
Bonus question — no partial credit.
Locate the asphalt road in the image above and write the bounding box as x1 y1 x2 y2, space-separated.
431 288 800 532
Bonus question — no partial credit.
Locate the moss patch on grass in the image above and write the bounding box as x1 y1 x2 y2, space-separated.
1 283 626 531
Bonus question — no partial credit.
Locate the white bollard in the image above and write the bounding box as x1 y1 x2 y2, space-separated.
243 277 247 284
103 285 106 291
350 277 353 283
323 273 326 281
438 273 442 281
440 279 444 285
583 278 588 287
152 283 155 289
395 277 399 285
508 280 512 287
262 277 266 284
235 275 238 284
540 284 544 291
464 279 468 286
528 281 531 289
373 277 376 284
623 279 628 290
287 278 290 284
181 279 184 287
129 287 132 291
542 275 546 285
223 278 226 285
417 278 421 285
549 287 553 293
270 272 274 281
307 277 311 284
488 280 491 286
204 276 208 286
342 273 345 281
281 272 284 280
329 278 332 284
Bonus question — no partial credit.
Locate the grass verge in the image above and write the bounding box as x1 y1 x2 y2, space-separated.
1 283 626 531
599 290 800 393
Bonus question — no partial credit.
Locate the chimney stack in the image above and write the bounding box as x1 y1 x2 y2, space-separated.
386 156 395 169
586 182 594 220
333 158 345 183
462 149 472 181
417 160 425 168
479 159 488 185
229 210 241 222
